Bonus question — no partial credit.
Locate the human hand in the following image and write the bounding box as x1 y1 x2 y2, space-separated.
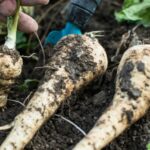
0 0 49 33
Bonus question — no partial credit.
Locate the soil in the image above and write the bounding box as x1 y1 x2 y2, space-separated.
0 0 150 150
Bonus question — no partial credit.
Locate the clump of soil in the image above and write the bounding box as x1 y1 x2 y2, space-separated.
0 0 150 150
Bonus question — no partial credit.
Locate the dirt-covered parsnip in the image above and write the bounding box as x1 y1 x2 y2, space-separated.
0 35 108 150
0 0 23 107
73 44 150 150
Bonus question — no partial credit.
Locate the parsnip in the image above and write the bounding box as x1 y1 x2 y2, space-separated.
0 34 108 150
73 44 150 150
0 0 23 107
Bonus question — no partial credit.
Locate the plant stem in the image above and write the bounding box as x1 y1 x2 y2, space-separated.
4 0 20 49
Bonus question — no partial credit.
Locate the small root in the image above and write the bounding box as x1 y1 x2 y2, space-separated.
8 99 25 107
21 53 37 59
23 92 33 105
34 65 56 70
55 114 86 136
34 32 45 65
111 24 141 62
0 122 14 131
85 31 104 38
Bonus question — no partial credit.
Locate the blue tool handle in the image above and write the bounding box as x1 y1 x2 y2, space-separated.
68 0 101 28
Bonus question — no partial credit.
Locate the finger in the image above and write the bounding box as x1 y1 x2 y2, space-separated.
21 0 49 5
18 12 38 33
0 0 49 17
0 12 38 33
0 0 16 16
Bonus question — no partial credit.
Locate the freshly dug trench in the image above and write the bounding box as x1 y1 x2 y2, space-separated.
0 46 22 107
73 44 150 150
0 34 108 150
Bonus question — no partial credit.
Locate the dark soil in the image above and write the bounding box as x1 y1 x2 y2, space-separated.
0 0 150 150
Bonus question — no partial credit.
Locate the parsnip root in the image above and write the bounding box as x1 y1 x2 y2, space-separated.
0 0 22 108
73 44 150 150
0 46 22 107
0 35 108 150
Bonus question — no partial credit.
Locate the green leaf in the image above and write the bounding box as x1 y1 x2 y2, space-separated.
147 143 150 150
17 79 39 92
0 22 7 35
123 0 140 8
16 31 38 50
115 0 150 27
16 31 27 45
21 7 34 16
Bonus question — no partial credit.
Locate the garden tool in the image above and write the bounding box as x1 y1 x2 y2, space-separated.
45 0 102 45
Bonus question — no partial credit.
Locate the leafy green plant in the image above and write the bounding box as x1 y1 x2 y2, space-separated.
115 0 150 27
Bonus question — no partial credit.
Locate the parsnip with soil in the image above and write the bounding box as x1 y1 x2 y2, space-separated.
0 34 108 150
73 44 150 150
0 0 23 107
